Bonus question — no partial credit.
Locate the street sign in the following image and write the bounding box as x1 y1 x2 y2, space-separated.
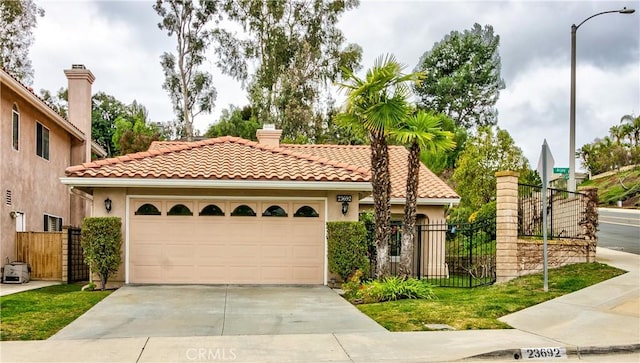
537 140 555 187
553 167 569 174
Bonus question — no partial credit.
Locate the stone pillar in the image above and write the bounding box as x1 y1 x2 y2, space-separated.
495 171 519 283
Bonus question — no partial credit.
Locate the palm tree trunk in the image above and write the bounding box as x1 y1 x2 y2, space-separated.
399 142 420 277
371 132 391 278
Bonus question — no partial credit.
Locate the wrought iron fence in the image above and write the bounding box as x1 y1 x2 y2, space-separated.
367 218 496 288
68 227 89 283
518 183 588 239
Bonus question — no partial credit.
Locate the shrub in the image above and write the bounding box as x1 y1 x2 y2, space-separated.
358 211 376 250
81 217 122 291
341 269 364 302
344 276 436 304
361 276 435 302
447 206 473 224
327 221 369 280
469 200 496 223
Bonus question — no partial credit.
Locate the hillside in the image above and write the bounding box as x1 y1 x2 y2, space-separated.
580 166 640 208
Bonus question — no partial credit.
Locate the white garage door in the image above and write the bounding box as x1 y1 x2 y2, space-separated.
128 199 325 284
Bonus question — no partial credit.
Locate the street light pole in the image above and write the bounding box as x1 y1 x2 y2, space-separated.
568 7 635 192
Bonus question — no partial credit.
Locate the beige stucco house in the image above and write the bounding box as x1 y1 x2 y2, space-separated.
1 65 102 263
61 126 459 286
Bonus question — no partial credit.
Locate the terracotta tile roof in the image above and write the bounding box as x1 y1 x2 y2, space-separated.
66 137 370 182
282 144 459 200
145 140 458 200
149 140 189 151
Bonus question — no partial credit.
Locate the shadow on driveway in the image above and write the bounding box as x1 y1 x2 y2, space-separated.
50 285 386 340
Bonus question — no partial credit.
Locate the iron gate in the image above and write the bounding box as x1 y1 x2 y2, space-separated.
67 227 89 282
368 218 496 288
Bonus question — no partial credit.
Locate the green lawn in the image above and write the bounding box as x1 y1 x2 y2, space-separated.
357 262 625 331
0 284 112 341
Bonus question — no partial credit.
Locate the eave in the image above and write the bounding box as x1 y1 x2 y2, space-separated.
59 177 373 192
359 196 460 206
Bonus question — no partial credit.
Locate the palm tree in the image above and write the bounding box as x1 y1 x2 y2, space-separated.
609 125 624 144
621 114 640 146
392 110 455 276
337 54 421 278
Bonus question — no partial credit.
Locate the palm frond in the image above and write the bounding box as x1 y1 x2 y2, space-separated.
391 110 456 152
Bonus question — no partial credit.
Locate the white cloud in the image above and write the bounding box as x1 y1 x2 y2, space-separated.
498 60 639 170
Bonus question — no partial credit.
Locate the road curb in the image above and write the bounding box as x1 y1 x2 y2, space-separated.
465 343 640 360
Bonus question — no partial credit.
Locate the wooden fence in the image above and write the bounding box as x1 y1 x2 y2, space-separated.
16 232 63 280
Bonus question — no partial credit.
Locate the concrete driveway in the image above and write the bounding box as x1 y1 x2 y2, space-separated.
50 285 386 340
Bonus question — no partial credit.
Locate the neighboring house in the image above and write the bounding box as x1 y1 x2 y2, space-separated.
1 65 102 264
61 126 459 286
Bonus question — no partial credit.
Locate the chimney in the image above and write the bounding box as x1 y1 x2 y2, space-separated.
256 124 282 147
64 64 95 162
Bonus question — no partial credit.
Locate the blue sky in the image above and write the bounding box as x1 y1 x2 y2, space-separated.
30 0 639 171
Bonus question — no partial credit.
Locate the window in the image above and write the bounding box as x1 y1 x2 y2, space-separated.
36 122 49 160
12 104 19 150
167 204 193 216
135 203 161 215
390 222 401 262
231 205 256 216
262 205 287 217
199 204 224 216
293 206 319 218
44 214 62 232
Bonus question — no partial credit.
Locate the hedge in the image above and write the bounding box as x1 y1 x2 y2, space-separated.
81 217 122 290
327 221 369 280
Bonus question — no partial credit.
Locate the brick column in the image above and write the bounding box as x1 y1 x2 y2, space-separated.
495 171 519 283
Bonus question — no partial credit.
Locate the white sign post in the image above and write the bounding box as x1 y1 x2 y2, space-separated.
536 140 555 292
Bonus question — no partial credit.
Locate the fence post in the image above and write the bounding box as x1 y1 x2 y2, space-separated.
495 171 520 283
416 225 422 279
62 227 69 283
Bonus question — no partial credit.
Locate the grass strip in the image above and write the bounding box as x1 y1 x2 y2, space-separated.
1 284 112 340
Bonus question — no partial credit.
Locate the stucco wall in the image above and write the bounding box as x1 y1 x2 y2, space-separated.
359 204 447 223
1 85 73 262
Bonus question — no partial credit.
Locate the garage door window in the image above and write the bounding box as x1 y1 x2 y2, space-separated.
231 205 256 216
262 205 287 217
294 206 319 218
135 203 161 215
199 204 224 216
168 204 193 216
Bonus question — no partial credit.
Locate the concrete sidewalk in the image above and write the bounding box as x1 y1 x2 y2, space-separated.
0 280 61 296
1 247 638 362
500 247 639 347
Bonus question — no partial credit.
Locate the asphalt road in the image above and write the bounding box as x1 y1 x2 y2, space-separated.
597 208 640 255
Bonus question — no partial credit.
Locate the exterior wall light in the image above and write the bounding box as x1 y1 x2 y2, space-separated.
341 201 349 215
337 194 352 216
104 197 112 213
